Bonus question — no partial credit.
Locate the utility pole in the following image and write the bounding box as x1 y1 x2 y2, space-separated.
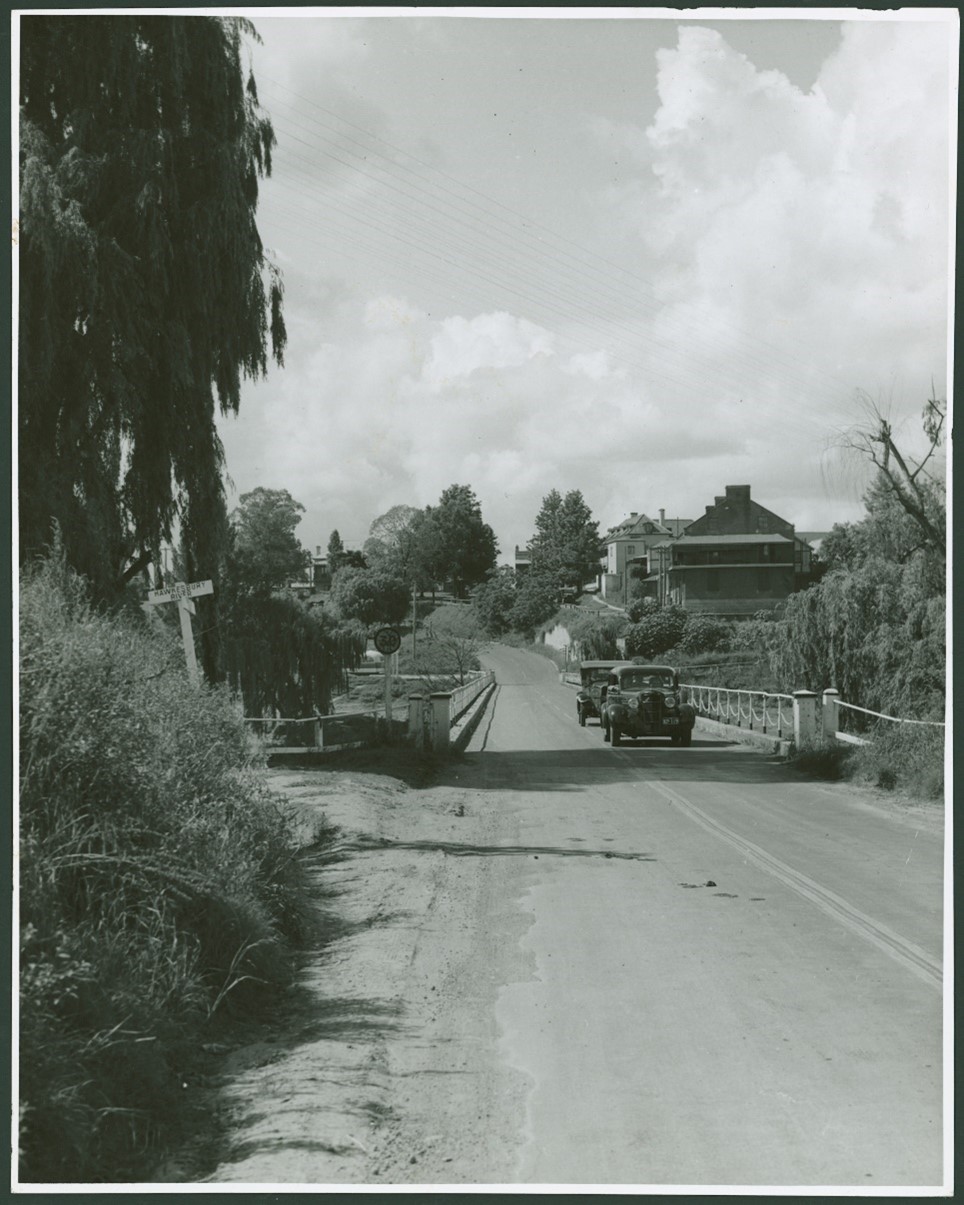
412 578 418 670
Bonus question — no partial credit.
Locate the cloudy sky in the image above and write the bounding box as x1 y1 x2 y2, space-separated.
217 8 956 561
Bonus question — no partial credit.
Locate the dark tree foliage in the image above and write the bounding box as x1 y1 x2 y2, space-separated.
624 606 688 659
327 567 411 626
428 484 498 598
19 15 286 600
529 489 601 591
220 593 359 720
326 529 346 576
227 487 309 595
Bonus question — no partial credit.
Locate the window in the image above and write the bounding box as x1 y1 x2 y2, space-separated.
627 545 635 556
759 514 769 531
762 543 771 561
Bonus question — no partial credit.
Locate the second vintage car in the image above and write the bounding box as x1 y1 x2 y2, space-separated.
599 662 696 746
575 659 631 726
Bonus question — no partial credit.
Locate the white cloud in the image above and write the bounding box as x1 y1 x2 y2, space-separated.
225 18 951 559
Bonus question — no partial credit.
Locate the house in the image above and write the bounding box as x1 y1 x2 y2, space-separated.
657 485 815 616
599 511 686 602
514 545 532 574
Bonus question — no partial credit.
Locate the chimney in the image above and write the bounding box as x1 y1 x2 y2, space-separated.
659 508 665 524
714 496 725 508
725 485 751 502
316 545 321 556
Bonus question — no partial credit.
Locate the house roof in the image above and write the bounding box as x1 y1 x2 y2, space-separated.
671 533 793 546
603 512 672 541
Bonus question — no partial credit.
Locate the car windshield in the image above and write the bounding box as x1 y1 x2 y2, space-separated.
616 670 674 691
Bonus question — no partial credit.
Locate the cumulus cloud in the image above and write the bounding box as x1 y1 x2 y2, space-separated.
225 19 951 557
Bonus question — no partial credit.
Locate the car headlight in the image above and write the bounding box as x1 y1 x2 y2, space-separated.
665 695 677 709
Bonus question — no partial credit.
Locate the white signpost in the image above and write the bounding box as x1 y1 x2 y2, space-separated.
146 579 214 685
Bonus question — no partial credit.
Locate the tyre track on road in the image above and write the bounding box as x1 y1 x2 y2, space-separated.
629 761 942 991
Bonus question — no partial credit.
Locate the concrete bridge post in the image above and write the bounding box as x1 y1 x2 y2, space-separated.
430 692 452 752
792 690 820 748
822 689 840 741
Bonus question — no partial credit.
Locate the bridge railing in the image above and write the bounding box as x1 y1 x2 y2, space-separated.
681 683 794 738
824 692 945 746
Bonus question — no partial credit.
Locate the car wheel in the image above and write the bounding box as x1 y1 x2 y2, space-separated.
670 734 681 745
578 707 586 727
611 725 622 748
680 730 692 747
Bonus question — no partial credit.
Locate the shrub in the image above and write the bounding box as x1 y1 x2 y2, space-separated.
624 606 688 659
847 723 945 799
19 554 329 1181
679 615 734 655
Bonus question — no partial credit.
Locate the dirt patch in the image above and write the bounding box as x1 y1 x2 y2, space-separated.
159 756 529 1185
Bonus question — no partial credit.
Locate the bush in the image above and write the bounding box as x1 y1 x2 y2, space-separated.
847 723 945 799
624 606 688 659
679 615 734 655
19 554 330 1181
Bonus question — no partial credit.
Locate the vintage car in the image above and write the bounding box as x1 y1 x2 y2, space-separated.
575 660 632 726
599 663 696 746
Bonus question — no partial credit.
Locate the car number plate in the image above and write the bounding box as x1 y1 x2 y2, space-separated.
663 717 678 725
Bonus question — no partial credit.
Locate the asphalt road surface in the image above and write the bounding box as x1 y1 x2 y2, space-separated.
458 645 945 1188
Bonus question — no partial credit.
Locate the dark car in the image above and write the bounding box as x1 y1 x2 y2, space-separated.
600 663 696 746
575 659 632 726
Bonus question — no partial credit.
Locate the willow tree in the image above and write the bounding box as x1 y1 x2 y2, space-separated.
18 15 285 601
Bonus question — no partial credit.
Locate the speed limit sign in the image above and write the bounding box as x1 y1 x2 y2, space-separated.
373 626 402 655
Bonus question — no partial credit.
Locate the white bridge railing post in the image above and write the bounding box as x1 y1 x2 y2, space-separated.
822 688 840 741
793 690 820 748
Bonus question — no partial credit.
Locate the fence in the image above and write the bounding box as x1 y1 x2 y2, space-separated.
244 670 495 753
824 691 945 746
681 683 794 739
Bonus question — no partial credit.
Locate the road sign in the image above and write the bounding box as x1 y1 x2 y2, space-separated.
147 579 214 606
145 579 214 685
373 626 402 656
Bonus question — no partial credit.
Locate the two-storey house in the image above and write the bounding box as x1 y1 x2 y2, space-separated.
658 485 813 616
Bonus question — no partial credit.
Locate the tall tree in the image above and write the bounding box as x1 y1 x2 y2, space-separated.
428 484 498 598
529 489 601 590
326 529 346 576
18 15 285 601
226 487 309 596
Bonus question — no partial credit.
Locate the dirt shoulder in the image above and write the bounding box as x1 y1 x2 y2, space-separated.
167 751 530 1185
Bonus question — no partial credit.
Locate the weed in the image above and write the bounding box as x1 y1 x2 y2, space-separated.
18 554 333 1181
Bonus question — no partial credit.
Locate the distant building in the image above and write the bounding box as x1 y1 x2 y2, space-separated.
656 485 815 616
600 512 684 602
514 545 532 574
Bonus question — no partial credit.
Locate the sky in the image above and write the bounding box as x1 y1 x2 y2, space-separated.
215 8 957 563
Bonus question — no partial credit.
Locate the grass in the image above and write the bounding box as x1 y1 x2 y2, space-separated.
790 726 944 800
18 553 337 1182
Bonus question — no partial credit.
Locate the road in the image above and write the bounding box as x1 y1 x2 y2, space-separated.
201 644 946 1189
461 646 944 1186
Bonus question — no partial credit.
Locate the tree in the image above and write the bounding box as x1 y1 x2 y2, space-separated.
529 489 601 591
328 567 411 626
226 487 309 595
836 393 946 561
424 606 484 684
472 567 518 637
428 485 498 598
326 530 346 576
217 488 354 716
775 398 947 720
18 15 285 601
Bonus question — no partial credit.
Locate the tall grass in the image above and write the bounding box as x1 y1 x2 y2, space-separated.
19 554 332 1181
